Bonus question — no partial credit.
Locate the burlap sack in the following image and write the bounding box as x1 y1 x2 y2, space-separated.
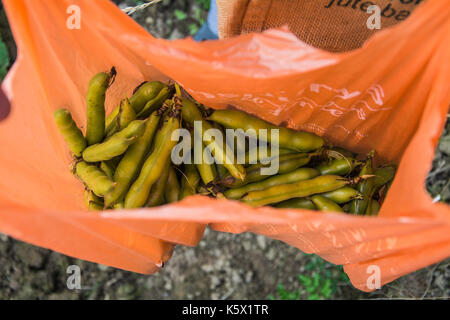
217 0 423 52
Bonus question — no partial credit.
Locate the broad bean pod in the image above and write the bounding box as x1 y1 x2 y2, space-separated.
165 166 181 204
182 99 246 181
104 112 161 207
209 109 324 152
86 68 116 145
221 152 318 188
321 187 363 204
125 106 181 208
311 195 343 212
105 98 136 138
349 153 375 215
180 164 201 200
224 167 320 200
274 198 317 210
54 109 87 157
82 119 147 162
105 81 167 133
76 161 115 197
242 175 371 207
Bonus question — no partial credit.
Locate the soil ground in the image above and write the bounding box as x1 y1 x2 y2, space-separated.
0 0 448 300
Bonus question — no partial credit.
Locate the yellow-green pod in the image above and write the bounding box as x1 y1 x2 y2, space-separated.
224 167 320 200
100 161 115 179
316 157 361 176
125 110 181 209
136 86 171 119
182 98 246 181
104 112 161 207
349 152 375 215
185 127 217 186
216 163 228 180
76 161 115 197
86 68 115 145
242 175 370 207
84 189 103 208
105 98 136 138
88 202 104 211
105 81 167 132
165 166 181 204
180 164 200 200
311 195 343 213
221 152 317 188
274 198 316 210
196 153 217 185
113 202 124 210
146 162 170 207
54 109 87 157
244 147 295 166
82 119 147 162
321 187 363 204
209 109 324 152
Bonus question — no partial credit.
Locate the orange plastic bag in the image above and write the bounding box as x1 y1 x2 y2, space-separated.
1 0 449 292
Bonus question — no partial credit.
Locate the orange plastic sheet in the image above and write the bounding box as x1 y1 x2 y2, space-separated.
1 0 449 291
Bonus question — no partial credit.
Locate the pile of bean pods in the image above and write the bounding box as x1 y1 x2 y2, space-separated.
54 68 396 215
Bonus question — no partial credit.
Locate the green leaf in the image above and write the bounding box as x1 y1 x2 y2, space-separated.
188 23 199 35
174 9 187 21
308 293 320 300
0 39 10 80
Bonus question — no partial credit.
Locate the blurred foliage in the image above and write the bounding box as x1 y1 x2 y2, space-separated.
269 254 350 300
0 38 9 80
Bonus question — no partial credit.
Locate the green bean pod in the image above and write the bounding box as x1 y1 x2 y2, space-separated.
242 175 370 207
86 68 115 145
146 162 170 207
311 195 343 213
125 108 181 208
216 163 228 180
136 86 171 119
113 202 124 210
105 81 167 133
209 109 324 152
224 167 320 200
349 153 375 215
165 166 181 204
105 156 122 170
82 120 147 162
365 199 380 216
104 113 161 207
184 127 217 186
244 147 295 166
274 198 317 210
180 164 201 200
88 202 104 211
321 187 363 204
100 161 115 179
84 190 103 208
76 161 115 197
221 152 317 188
316 157 361 176
105 98 136 138
182 99 246 181
372 166 396 191
54 109 87 157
